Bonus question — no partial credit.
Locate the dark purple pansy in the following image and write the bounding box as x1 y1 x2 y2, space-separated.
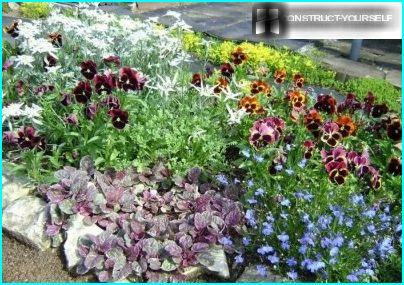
371 104 389 118
73 81 92 104
85 103 99 120
314 94 337 114
387 120 401 141
94 73 116 94
387 157 401 176
80 60 97 80
17 126 45 149
117 67 146 92
108 109 129 129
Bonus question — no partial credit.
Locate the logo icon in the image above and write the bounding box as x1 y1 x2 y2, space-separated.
252 3 287 37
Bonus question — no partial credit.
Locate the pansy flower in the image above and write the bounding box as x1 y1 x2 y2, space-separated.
386 119 401 142
43 54 57 71
251 80 271 97
34 85 54 96
80 60 97 80
337 93 361 114
60 93 72 106
348 150 371 176
231 47 247 65
191 73 202 87
336 115 356 138
249 117 285 148
103 55 121 67
85 103 98 120
274 69 286 84
65 114 78 125
314 94 337 114
117 67 146 91
94 72 117 94
304 109 323 137
48 32 62 47
362 91 375 114
220 63 234 78
293 74 304 88
321 122 342 147
387 157 401 176
321 147 349 185
17 126 45 150
108 109 129 129
303 140 315 159
3 20 20 38
213 77 229 94
288 89 307 109
238 96 265 115
371 103 389 118
73 81 92 104
102 95 120 110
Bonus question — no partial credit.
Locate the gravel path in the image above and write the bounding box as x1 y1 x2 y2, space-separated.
2 233 95 282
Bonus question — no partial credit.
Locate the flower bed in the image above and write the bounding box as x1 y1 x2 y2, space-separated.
2 5 402 283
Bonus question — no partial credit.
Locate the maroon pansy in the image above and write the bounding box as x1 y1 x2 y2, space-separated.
80 60 97 80
369 166 381 189
85 103 99 120
94 72 116 94
48 32 62 47
387 120 402 142
303 140 315 159
191 73 202 87
249 117 285 148
103 55 121 67
362 92 375 114
17 126 45 149
337 93 361 114
73 81 92 104
387 157 401 176
4 21 19 38
371 103 388 118
314 94 337 114
102 95 120 110
117 67 146 92
220 63 234 78
108 109 129 129
43 54 57 70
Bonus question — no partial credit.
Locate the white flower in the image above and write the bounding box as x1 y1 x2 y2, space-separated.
2 103 24 122
221 86 242 101
17 21 40 39
226 104 247 125
23 104 42 119
171 20 192 32
14 55 35 68
165 10 182 20
147 73 180 99
192 81 216 98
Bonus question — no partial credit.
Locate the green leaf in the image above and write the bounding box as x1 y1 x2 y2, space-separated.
161 258 179 272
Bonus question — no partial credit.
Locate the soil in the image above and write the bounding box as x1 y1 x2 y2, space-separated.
2 233 95 282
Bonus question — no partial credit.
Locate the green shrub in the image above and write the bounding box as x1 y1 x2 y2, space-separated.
20 2 51 19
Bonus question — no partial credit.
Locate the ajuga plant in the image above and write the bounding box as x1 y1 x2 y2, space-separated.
39 157 246 282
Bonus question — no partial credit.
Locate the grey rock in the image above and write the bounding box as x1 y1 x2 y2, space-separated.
64 214 104 270
236 265 286 282
2 166 32 209
197 245 230 279
3 196 50 250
